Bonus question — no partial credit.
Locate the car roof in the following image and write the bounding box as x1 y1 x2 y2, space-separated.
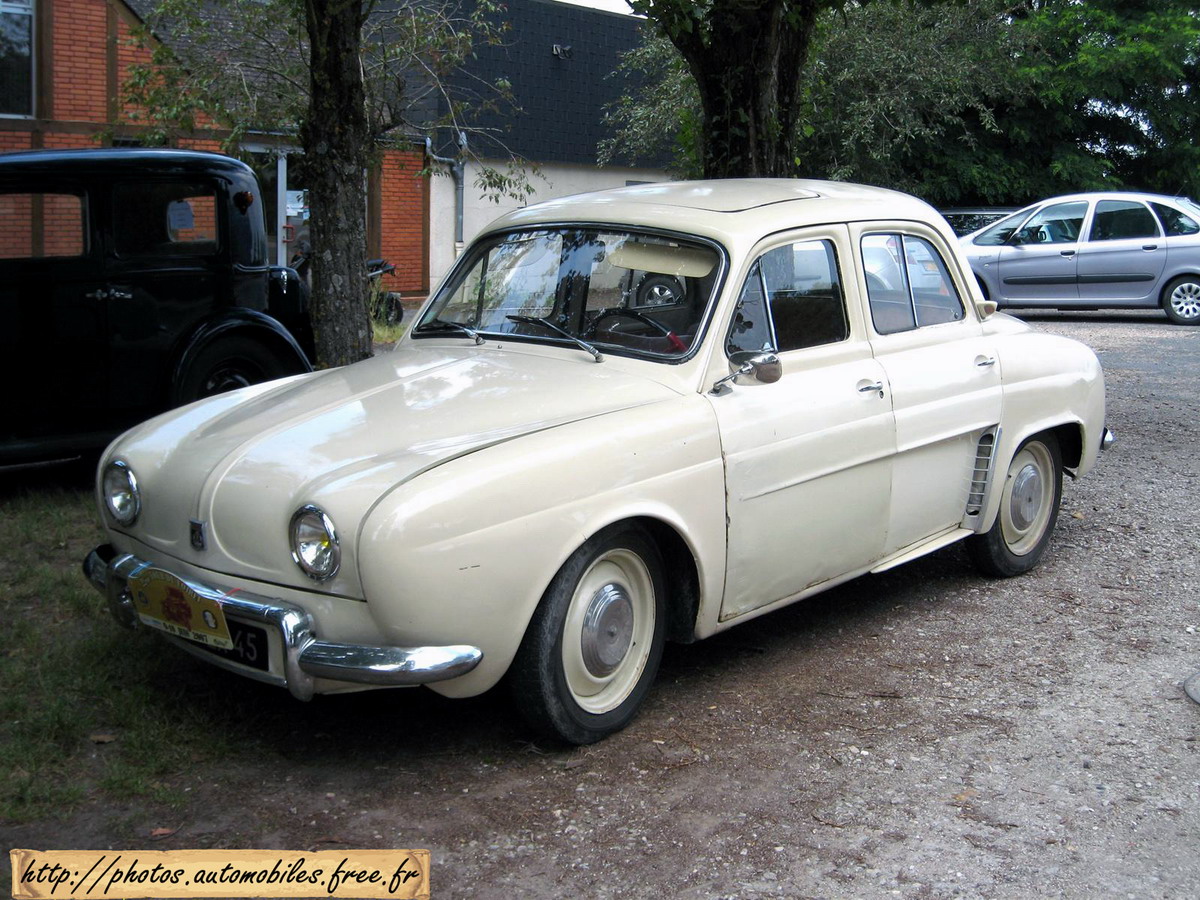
1025 190 1193 207
0 148 255 180
486 179 946 247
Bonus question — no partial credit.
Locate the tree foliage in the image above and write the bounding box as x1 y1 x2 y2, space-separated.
121 0 524 366
609 0 1200 204
628 0 842 178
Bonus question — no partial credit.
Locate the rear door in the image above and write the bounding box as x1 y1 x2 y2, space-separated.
854 224 1003 556
1075 198 1166 304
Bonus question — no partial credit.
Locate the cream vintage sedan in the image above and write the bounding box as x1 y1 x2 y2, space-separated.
84 180 1111 745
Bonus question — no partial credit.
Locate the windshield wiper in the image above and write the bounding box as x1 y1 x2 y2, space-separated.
506 315 604 363
414 319 485 344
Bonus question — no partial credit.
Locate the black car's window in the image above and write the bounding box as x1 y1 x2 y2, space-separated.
1151 202 1199 237
727 239 848 357
1014 201 1087 244
0 191 86 259
418 228 721 361
113 182 220 257
1089 200 1160 242
863 234 964 335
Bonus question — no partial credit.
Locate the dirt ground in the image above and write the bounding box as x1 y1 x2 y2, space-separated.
5 310 1199 899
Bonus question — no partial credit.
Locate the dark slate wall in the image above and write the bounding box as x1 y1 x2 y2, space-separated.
446 0 657 167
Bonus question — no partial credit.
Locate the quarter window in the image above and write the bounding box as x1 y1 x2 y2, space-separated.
863 234 964 335
727 239 848 357
1151 202 1199 237
1089 200 1159 241
113 182 220 257
0 192 86 259
0 0 33 117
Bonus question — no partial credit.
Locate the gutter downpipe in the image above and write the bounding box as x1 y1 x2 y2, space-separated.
425 132 467 258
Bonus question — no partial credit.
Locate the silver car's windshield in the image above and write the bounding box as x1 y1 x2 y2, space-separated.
415 228 722 361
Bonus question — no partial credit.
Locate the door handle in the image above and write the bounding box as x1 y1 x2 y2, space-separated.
857 380 885 398
1142 244 1158 251
1059 250 1076 257
975 356 996 368
84 287 133 301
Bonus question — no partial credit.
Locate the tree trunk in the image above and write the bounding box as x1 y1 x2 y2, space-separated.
661 0 821 179
301 0 373 367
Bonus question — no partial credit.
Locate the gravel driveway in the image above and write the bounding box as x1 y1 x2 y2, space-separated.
6 310 1197 899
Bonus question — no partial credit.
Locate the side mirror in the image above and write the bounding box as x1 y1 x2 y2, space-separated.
975 298 998 319
710 352 782 395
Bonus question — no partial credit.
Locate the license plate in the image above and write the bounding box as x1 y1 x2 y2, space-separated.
194 619 270 672
129 567 233 651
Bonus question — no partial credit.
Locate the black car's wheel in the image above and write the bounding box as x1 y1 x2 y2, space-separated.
1162 275 1200 325
177 336 291 403
636 274 684 307
967 433 1062 577
510 523 666 745
380 293 404 326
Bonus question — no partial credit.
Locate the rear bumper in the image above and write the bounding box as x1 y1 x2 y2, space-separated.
83 544 482 700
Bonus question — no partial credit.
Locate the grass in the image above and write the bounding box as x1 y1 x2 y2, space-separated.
0 479 244 821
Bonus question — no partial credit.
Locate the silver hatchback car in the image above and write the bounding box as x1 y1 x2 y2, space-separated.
959 191 1200 325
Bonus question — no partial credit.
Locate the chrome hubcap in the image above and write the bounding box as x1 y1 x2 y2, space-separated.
581 583 633 677
1170 282 1200 319
1009 463 1043 530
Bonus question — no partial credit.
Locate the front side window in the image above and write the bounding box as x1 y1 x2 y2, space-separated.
113 182 220 257
727 239 848 357
416 228 721 360
972 205 1036 246
1152 202 1200 237
0 192 85 259
863 234 964 335
1089 200 1159 241
1014 201 1088 245
0 0 34 117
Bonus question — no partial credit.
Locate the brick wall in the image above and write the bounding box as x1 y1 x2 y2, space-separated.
379 148 428 295
51 0 109 123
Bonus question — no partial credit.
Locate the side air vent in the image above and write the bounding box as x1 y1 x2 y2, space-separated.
965 430 998 517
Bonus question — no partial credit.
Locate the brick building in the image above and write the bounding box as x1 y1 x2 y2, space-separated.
0 0 666 297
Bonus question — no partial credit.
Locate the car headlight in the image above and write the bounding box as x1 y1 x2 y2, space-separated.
289 505 340 580
102 460 141 526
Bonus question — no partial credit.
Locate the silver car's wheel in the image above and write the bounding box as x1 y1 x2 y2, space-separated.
510 524 665 744
967 434 1062 577
1163 276 1200 325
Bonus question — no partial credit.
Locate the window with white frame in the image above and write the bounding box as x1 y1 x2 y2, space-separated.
1 0 34 117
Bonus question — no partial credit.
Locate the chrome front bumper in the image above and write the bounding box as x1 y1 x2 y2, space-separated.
83 545 483 701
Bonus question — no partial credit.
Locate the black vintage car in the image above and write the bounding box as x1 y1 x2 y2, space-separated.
0 148 314 466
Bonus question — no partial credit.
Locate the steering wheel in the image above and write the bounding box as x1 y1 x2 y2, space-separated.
587 308 687 352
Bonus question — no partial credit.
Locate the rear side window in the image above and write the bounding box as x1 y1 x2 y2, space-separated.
727 239 848 357
113 182 220 257
0 192 86 259
1089 200 1159 241
863 234 964 334
1151 202 1200 236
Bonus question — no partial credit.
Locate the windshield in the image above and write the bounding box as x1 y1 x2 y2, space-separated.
415 228 723 361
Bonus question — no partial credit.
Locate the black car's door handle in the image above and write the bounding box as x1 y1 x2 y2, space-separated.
85 287 134 301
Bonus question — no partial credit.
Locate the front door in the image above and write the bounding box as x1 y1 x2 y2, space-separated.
710 229 895 619
996 200 1088 305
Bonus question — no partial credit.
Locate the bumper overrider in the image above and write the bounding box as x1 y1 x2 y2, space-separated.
83 545 482 701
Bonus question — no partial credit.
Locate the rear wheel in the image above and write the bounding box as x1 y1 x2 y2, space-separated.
967 434 1062 577
510 523 666 745
1162 275 1200 325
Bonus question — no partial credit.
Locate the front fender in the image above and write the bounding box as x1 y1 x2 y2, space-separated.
354 395 727 698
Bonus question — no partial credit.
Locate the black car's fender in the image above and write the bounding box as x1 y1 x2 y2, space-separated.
169 309 314 405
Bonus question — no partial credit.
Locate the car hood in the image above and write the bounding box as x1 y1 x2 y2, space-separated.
112 345 681 589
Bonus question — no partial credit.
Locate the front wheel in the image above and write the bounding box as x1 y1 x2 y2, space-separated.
967 434 1062 577
1162 275 1200 325
176 336 291 403
509 523 666 745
